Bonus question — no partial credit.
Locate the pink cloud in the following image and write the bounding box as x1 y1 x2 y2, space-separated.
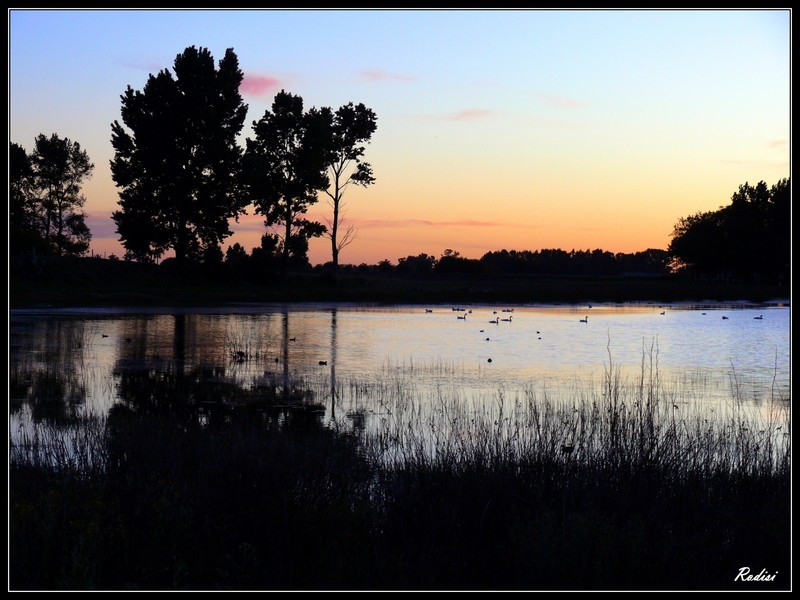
228 212 267 231
345 218 531 229
360 69 415 83
240 74 282 98
535 92 587 109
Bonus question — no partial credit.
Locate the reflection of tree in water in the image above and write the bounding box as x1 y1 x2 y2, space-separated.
111 313 327 432
9 319 89 424
107 359 330 477
111 358 327 431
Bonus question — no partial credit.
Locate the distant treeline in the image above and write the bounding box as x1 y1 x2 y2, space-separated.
334 247 672 279
147 241 670 281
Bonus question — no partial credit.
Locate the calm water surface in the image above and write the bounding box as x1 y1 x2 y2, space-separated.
10 302 790 431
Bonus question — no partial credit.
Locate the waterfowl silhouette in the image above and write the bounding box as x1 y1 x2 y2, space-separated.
754 315 764 320
579 316 588 323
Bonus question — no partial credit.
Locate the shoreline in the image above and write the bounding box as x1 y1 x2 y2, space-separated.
9 255 790 309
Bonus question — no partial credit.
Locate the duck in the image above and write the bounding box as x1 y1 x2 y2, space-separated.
579 316 588 323
754 314 763 320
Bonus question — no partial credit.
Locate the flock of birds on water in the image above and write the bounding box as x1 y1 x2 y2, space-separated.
420 305 767 364
95 306 766 368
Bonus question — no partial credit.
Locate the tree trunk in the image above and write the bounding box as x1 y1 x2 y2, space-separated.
331 205 339 272
282 210 292 278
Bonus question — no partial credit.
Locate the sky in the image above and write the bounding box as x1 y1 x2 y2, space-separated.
8 8 791 266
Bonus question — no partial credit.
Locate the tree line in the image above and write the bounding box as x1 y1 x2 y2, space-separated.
9 45 789 284
667 178 789 284
195 245 672 281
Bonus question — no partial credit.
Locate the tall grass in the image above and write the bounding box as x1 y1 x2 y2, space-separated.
9 350 790 591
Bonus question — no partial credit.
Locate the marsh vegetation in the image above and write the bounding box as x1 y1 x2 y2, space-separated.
9 312 790 590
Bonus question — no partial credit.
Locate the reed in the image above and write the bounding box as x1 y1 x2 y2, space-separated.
223 319 275 363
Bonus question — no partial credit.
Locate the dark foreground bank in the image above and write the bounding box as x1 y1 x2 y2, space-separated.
9 255 790 308
9 398 790 591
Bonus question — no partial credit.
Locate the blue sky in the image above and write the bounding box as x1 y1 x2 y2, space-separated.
9 8 791 265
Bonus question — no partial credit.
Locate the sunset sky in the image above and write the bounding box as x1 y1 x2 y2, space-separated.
8 8 790 266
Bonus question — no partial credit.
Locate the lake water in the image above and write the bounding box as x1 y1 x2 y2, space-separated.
10 302 790 439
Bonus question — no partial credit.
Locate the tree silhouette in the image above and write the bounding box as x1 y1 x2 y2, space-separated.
668 178 789 282
110 46 249 264
321 102 377 272
10 135 93 257
243 90 330 275
9 142 41 256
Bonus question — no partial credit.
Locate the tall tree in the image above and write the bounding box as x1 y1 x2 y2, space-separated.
321 102 377 271
23 134 93 256
243 90 330 274
110 46 249 264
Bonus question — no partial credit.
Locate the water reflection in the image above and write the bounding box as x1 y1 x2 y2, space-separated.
111 358 326 431
330 308 337 422
10 319 89 424
9 303 791 439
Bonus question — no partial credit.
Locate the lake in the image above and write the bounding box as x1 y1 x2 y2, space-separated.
10 301 789 443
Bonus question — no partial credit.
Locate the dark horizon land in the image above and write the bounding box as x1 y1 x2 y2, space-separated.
8 251 790 310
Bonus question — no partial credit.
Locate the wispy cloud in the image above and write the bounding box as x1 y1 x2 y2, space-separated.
229 212 266 232
85 211 118 239
345 217 528 229
766 139 788 150
535 92 588 109
118 58 171 74
240 73 283 98
441 109 494 122
360 69 415 83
